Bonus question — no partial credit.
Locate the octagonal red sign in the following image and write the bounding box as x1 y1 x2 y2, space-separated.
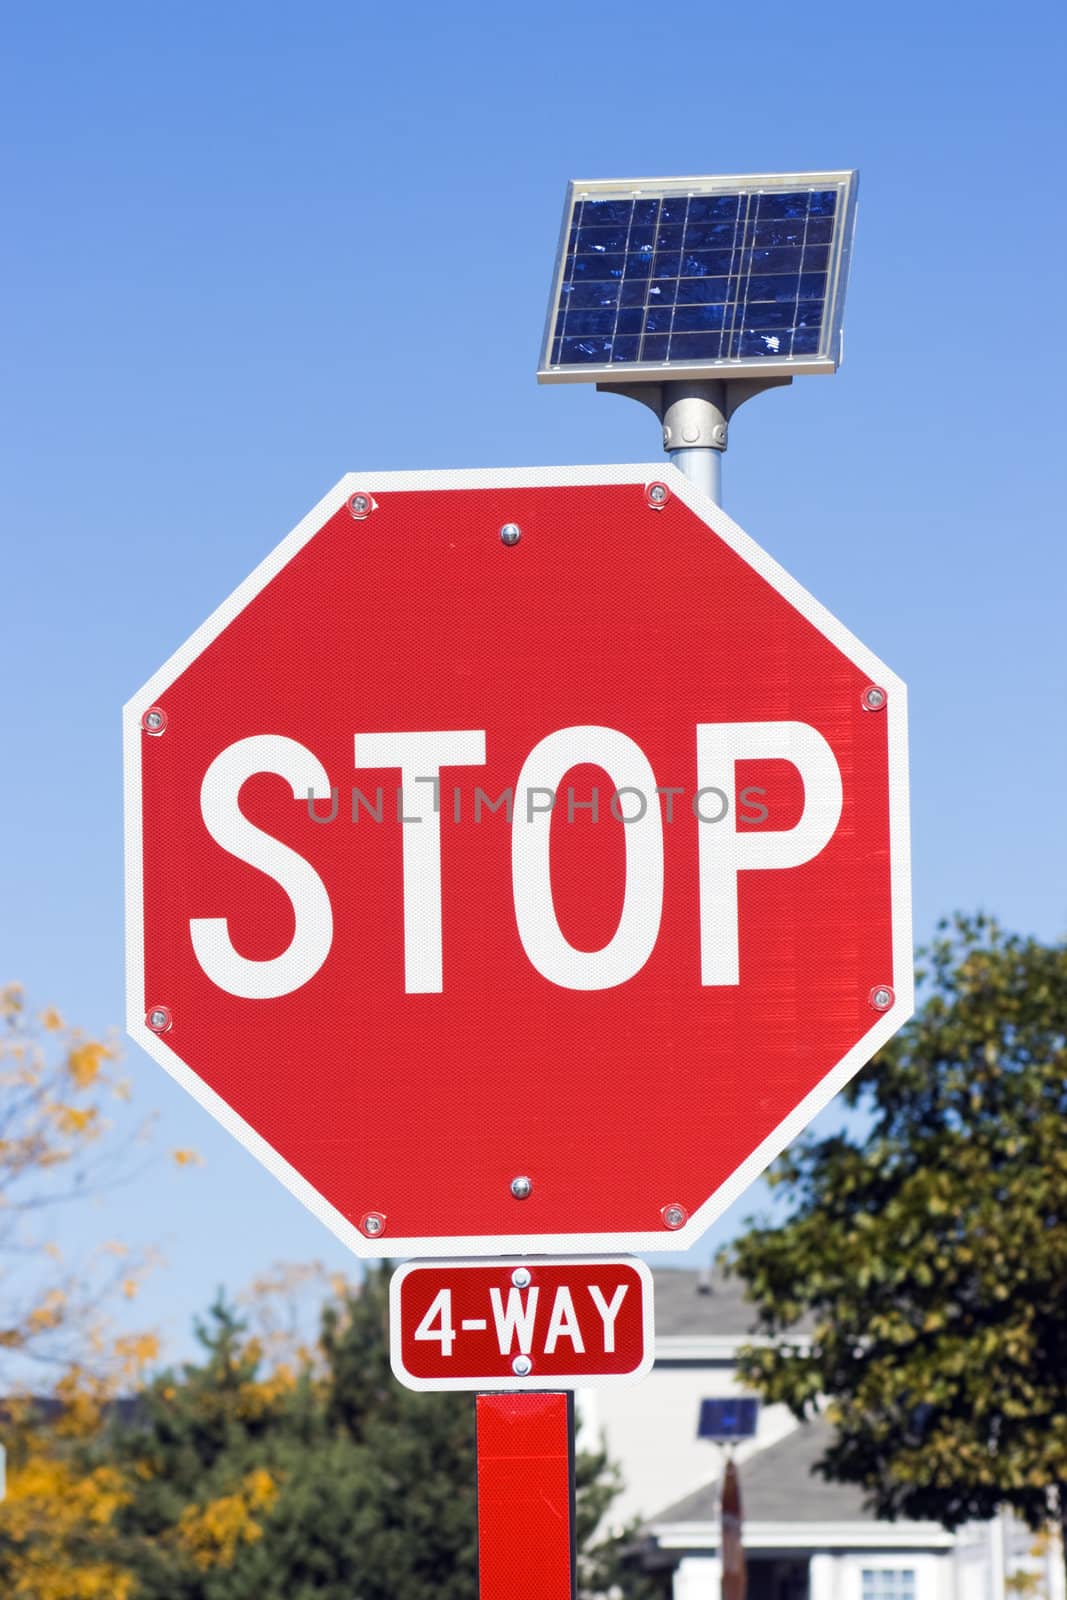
125 464 911 1257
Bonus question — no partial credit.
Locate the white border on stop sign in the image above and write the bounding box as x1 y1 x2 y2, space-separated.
123 462 912 1260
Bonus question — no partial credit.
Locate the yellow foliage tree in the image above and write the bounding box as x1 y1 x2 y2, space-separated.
0 985 196 1595
0 983 148 1363
175 1467 279 1569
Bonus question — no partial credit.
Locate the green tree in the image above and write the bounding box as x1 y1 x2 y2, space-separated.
726 916 1067 1586
95 1265 647 1599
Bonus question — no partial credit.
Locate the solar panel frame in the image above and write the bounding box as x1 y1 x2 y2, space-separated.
537 171 858 385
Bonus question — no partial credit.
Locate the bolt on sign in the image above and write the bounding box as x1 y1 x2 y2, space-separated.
125 464 912 1258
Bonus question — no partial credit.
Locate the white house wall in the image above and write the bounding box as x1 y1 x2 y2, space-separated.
579 1362 800 1527
578 1275 1036 1600
837 1550 948 1600
675 1554 723 1600
672 1548 952 1600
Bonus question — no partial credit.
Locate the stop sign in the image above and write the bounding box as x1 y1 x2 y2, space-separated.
125 464 911 1257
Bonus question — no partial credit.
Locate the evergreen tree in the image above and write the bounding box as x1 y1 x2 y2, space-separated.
97 1266 647 1598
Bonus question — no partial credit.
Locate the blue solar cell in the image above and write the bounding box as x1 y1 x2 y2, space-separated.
753 219 807 248
684 221 738 249
687 194 741 222
673 303 727 332
746 247 803 275
659 197 689 224
745 302 797 330
544 177 851 375
805 217 834 245
565 308 618 336
569 253 627 280
619 278 649 307
580 199 639 226
560 335 614 362
757 190 832 219
563 281 621 309
575 224 631 254
681 248 735 277
740 329 787 356
798 271 828 300
747 273 803 303
676 277 731 305
671 330 724 359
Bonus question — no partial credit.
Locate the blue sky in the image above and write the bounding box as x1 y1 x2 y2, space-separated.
3 0 1065 1366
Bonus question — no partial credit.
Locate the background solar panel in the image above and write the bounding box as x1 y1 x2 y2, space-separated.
696 1397 760 1441
539 175 855 379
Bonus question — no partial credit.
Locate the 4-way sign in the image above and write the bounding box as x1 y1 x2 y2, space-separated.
126 464 911 1257
390 1258 653 1390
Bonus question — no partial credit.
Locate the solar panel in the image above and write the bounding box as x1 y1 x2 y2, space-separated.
697 1397 760 1442
538 172 857 384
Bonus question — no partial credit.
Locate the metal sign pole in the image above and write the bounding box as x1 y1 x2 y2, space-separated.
721 1454 747 1600
662 382 726 505
391 1259 651 1599
476 1392 576 1600
596 377 792 511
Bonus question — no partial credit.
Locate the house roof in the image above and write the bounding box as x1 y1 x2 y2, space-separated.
648 1417 874 1526
651 1265 813 1339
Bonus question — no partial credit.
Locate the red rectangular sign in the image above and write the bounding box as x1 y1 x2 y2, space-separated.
477 1393 575 1600
389 1256 654 1391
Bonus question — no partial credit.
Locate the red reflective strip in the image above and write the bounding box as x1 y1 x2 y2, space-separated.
476 1392 575 1600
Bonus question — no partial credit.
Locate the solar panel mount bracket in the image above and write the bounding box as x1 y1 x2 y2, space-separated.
595 375 793 456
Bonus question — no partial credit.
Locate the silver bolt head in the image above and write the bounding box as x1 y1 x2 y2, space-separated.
511 1267 532 1289
512 1355 533 1377
510 1175 532 1200
863 685 887 712
870 986 895 1012
142 707 167 736
662 1203 687 1230
348 492 373 519
648 483 668 503
500 523 521 547
361 1211 385 1236
146 1006 172 1033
